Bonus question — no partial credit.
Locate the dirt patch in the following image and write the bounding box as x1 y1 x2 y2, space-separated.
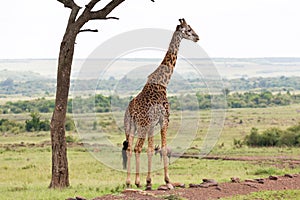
85 174 300 200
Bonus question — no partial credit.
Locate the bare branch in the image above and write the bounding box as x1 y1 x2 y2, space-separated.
104 16 119 20
57 0 81 26
57 0 79 9
90 0 125 20
90 16 120 20
85 0 101 10
68 5 81 25
79 29 99 33
77 0 154 25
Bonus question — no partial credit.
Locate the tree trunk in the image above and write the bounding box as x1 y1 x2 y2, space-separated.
49 30 77 188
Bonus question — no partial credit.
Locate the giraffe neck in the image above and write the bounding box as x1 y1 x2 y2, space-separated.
147 31 182 87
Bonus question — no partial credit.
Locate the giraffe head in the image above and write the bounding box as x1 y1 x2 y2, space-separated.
177 18 199 42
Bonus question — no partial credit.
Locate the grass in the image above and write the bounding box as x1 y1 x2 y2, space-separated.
211 146 300 157
1 145 300 200
1 105 300 199
221 190 300 200
0 147 125 200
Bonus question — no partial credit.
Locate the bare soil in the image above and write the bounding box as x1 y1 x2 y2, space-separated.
89 173 300 200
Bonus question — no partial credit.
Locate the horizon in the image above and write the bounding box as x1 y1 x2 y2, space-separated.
1 56 300 61
1 58 300 81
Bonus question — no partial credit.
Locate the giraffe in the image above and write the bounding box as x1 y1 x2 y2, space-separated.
123 18 199 190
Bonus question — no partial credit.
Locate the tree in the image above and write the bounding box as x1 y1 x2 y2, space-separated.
50 0 154 189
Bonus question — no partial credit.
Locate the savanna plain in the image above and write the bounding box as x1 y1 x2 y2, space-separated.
1 58 300 200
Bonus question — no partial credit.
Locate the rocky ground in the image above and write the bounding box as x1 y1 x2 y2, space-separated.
68 173 300 200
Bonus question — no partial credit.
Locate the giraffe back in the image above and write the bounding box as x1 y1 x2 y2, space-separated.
125 83 169 135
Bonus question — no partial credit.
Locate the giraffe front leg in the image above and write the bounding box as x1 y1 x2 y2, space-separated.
134 137 145 188
126 135 134 188
146 135 154 190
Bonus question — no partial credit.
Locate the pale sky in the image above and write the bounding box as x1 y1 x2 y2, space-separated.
0 0 299 59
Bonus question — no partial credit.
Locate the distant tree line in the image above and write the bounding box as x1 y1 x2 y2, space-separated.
1 91 300 114
1 76 300 96
0 78 56 96
226 76 300 91
0 98 58 114
227 90 300 108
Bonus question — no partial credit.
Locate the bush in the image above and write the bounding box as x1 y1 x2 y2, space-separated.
279 131 299 146
233 138 243 148
25 113 50 132
39 120 50 131
25 113 40 131
259 128 282 146
245 127 281 147
0 119 24 134
244 124 300 147
65 135 78 143
65 116 75 131
244 128 260 146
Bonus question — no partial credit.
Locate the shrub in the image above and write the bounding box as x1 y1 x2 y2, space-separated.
245 128 281 147
65 135 78 143
25 112 50 132
39 120 50 131
65 116 76 131
244 128 260 146
233 138 243 148
0 119 24 134
279 131 299 146
244 124 300 147
259 128 282 146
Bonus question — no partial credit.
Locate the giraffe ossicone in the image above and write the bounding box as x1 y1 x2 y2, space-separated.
123 18 200 190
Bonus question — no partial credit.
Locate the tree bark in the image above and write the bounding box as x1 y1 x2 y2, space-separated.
49 28 77 188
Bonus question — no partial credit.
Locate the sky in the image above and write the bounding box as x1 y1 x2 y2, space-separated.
0 0 299 59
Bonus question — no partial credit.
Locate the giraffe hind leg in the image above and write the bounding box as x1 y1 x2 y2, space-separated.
126 134 134 188
125 112 136 188
134 137 145 188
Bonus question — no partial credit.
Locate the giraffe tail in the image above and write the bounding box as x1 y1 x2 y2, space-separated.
122 108 130 169
122 140 128 169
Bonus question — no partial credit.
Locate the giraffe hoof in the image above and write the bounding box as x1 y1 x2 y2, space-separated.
145 185 152 191
135 183 142 188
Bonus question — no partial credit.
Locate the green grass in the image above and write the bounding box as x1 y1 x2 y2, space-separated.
217 104 300 148
1 146 300 200
0 147 125 200
221 190 300 200
211 146 300 157
1 105 300 199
